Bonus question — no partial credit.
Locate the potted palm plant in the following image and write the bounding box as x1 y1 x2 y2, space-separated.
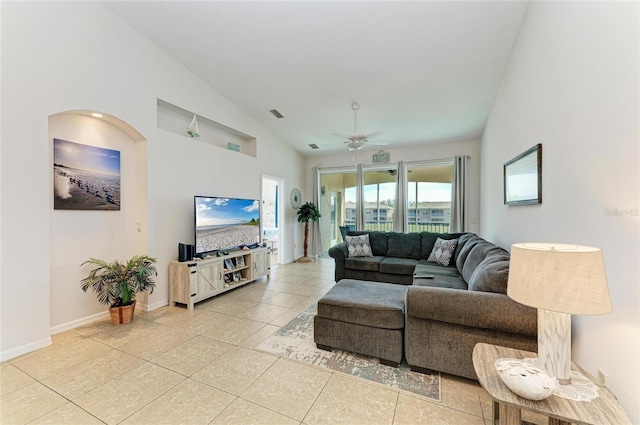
296 201 321 263
80 255 157 325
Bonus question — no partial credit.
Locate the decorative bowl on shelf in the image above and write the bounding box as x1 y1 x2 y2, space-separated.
495 358 558 401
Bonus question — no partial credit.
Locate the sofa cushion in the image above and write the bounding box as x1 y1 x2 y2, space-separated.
387 232 422 260
344 256 385 272
413 274 468 290
468 256 510 294
413 263 462 278
379 257 421 275
419 232 441 259
405 286 537 336
427 237 459 266
455 234 484 273
347 231 388 256
461 242 506 283
345 234 373 257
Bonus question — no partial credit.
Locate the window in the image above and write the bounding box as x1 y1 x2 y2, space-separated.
406 162 453 233
430 209 444 222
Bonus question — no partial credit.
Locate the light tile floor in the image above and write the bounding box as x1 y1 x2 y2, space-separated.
0 258 547 425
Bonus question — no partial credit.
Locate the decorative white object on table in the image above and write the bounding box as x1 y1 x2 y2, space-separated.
495 358 558 401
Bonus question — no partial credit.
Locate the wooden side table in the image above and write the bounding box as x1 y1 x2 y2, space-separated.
472 343 631 425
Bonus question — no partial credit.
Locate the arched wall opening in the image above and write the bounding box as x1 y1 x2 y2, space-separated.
48 111 148 332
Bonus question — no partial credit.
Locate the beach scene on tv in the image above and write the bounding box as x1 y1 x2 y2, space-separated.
53 138 121 210
195 197 261 254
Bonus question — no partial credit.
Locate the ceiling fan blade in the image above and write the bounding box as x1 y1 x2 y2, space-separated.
368 140 389 146
364 130 385 139
333 133 350 139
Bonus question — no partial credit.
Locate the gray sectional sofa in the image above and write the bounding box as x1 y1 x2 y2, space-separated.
325 231 538 380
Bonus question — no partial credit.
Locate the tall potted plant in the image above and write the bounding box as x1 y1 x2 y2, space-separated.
296 201 321 263
80 255 157 325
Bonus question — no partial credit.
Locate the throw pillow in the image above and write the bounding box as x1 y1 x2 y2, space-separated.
345 234 373 258
427 237 459 266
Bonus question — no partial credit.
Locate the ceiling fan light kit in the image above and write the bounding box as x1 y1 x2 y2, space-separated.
347 141 364 151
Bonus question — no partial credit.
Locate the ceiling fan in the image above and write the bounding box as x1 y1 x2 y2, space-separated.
376 169 412 176
334 103 389 151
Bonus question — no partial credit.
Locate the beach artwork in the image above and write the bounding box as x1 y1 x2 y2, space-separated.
53 138 121 210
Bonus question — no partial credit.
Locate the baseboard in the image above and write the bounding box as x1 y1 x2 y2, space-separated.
49 298 170 334
50 310 109 335
1 336 52 362
146 299 169 311
5 300 170 361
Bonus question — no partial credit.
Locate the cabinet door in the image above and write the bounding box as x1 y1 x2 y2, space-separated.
169 262 197 306
253 251 270 278
195 261 223 299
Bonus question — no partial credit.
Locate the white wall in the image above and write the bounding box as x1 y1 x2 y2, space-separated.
1 1 304 359
305 139 482 235
481 2 639 421
49 113 147 330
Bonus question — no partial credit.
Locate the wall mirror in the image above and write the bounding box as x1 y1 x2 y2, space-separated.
504 144 542 205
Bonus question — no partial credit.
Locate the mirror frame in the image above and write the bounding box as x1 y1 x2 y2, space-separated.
504 144 542 206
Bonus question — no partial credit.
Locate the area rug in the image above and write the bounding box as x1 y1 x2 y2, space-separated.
256 305 440 401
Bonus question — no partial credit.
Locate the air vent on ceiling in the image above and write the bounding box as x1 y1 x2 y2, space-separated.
269 109 284 119
308 144 319 149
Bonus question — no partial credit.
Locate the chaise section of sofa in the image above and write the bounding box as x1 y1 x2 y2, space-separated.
404 286 538 380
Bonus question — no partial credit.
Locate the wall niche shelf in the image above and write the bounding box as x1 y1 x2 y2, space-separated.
157 98 257 157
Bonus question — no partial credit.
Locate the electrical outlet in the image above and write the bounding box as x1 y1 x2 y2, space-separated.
597 368 607 386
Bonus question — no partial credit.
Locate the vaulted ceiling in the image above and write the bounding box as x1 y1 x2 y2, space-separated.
104 1 529 157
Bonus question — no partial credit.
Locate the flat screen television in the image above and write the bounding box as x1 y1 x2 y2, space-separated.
194 196 261 256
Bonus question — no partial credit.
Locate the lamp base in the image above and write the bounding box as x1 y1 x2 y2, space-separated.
538 309 572 385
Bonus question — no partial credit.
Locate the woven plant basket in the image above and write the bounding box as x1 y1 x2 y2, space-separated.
109 300 136 325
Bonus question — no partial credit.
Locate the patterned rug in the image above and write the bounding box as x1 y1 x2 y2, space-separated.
256 305 440 401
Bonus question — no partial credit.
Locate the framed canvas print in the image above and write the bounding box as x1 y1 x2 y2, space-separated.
504 144 542 205
53 138 121 210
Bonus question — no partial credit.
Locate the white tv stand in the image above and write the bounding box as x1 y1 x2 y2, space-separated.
169 247 270 310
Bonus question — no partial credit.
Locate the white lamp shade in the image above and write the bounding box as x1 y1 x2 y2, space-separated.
507 243 612 315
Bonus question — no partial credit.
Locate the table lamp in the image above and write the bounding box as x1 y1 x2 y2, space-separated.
507 243 612 384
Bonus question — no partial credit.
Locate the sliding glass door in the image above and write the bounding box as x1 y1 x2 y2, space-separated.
362 167 397 231
316 160 454 255
406 161 453 233
318 168 356 254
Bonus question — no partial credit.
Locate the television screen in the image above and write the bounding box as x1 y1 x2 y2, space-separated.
194 196 261 255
